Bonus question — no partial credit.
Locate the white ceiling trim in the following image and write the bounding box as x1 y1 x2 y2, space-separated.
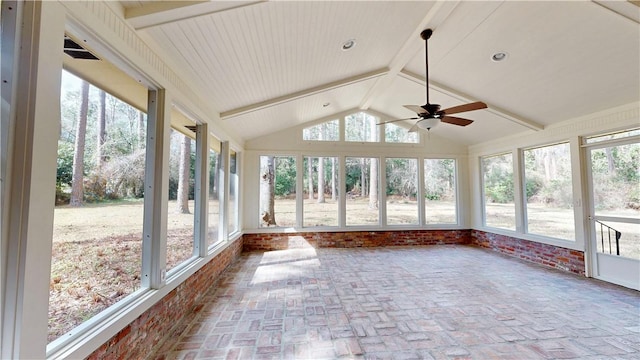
126 1 266 30
399 69 544 131
221 68 389 120
593 0 640 24
359 0 460 110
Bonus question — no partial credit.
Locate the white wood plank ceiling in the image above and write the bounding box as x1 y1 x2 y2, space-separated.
118 0 640 144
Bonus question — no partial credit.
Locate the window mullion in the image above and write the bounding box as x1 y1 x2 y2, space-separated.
142 89 170 289
194 123 208 257
219 141 229 242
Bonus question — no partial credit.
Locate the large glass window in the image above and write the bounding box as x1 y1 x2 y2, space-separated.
208 147 221 247
303 156 339 227
385 123 419 144
482 153 516 230
386 158 419 224
523 143 575 240
166 129 196 272
345 157 380 226
345 112 379 142
50 71 147 342
424 159 457 224
259 155 296 227
303 119 339 141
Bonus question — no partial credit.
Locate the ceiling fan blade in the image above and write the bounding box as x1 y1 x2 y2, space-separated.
441 116 474 127
408 123 419 133
377 117 420 125
403 104 430 115
441 101 487 115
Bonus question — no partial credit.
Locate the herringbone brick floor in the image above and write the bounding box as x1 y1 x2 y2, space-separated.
153 245 640 359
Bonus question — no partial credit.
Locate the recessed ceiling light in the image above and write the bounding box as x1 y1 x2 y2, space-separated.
491 52 508 62
341 39 356 51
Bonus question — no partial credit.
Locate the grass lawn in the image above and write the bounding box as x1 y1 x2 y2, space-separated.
48 198 638 342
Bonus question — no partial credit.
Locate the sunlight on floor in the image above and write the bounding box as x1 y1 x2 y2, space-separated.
253 236 319 284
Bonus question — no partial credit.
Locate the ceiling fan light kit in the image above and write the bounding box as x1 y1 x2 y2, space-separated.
378 28 487 133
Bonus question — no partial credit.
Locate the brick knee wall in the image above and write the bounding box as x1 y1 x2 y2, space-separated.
242 230 472 251
471 230 585 275
86 237 243 360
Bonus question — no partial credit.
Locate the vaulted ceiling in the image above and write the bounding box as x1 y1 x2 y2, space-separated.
114 0 639 146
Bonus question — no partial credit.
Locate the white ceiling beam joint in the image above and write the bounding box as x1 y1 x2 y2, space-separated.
126 1 267 30
399 70 544 131
359 0 461 110
221 68 389 120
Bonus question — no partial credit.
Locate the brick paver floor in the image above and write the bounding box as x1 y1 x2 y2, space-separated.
153 245 640 359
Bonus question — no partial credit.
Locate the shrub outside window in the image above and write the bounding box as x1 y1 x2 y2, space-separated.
166 129 196 272
345 112 379 142
208 148 221 247
49 71 147 342
482 153 516 230
259 155 296 227
386 158 419 224
345 157 380 225
303 119 339 141
303 156 339 227
424 159 457 224
385 123 419 144
523 142 575 241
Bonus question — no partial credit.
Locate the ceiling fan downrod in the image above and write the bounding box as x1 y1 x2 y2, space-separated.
421 29 433 106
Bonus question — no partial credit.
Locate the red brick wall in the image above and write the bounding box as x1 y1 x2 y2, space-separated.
242 230 472 251
471 230 585 275
86 237 243 360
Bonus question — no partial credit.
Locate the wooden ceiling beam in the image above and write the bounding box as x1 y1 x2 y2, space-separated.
221 68 389 120
125 1 266 30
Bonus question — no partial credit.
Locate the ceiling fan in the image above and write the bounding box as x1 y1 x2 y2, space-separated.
379 28 487 132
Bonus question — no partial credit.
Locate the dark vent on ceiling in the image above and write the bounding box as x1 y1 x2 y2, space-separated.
64 36 99 60
185 125 197 133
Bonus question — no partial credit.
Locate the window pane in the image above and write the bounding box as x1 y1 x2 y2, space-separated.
208 148 221 247
50 71 146 342
259 156 296 227
303 156 339 227
345 112 379 142
386 158 419 224
303 119 339 141
424 159 457 224
385 123 419 143
345 157 380 225
482 153 516 230
591 143 640 216
585 128 640 144
229 150 239 234
167 130 196 272
524 143 575 240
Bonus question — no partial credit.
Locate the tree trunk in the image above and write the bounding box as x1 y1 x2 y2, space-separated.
605 147 616 174
177 134 191 214
317 157 325 203
369 158 378 209
138 111 145 149
96 89 107 169
307 158 314 199
360 158 366 197
70 80 90 207
260 156 276 225
331 157 336 201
